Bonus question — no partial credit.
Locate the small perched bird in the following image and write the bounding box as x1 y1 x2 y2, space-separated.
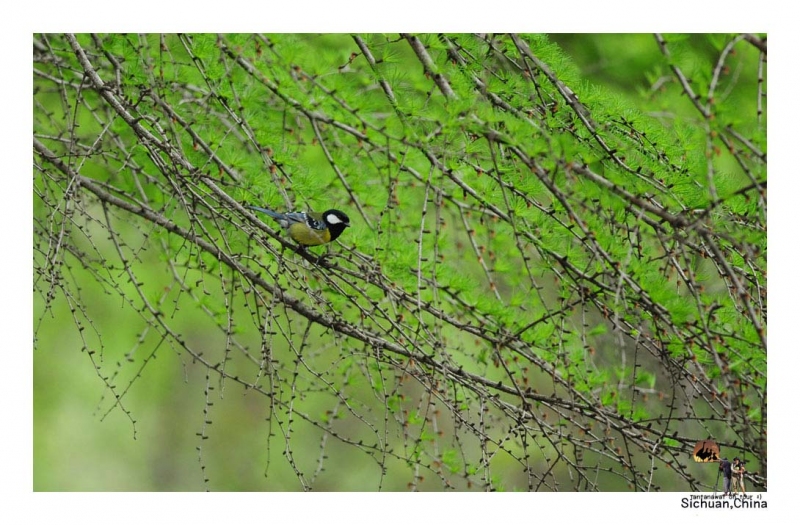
249 206 350 246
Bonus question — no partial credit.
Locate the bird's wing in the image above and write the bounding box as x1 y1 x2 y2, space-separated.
303 212 327 230
282 211 317 227
250 208 324 230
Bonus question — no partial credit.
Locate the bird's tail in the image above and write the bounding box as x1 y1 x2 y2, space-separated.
248 205 283 219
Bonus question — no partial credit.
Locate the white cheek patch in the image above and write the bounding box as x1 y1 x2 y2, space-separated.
326 213 344 225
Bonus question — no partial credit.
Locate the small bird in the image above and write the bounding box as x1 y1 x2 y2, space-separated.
249 206 350 247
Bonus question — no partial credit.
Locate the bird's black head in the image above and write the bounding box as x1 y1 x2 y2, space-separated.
322 209 350 242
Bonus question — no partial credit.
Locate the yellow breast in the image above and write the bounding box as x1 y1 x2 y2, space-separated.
287 222 331 246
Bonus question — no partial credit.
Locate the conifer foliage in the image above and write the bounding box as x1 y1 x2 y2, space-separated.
34 34 766 491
